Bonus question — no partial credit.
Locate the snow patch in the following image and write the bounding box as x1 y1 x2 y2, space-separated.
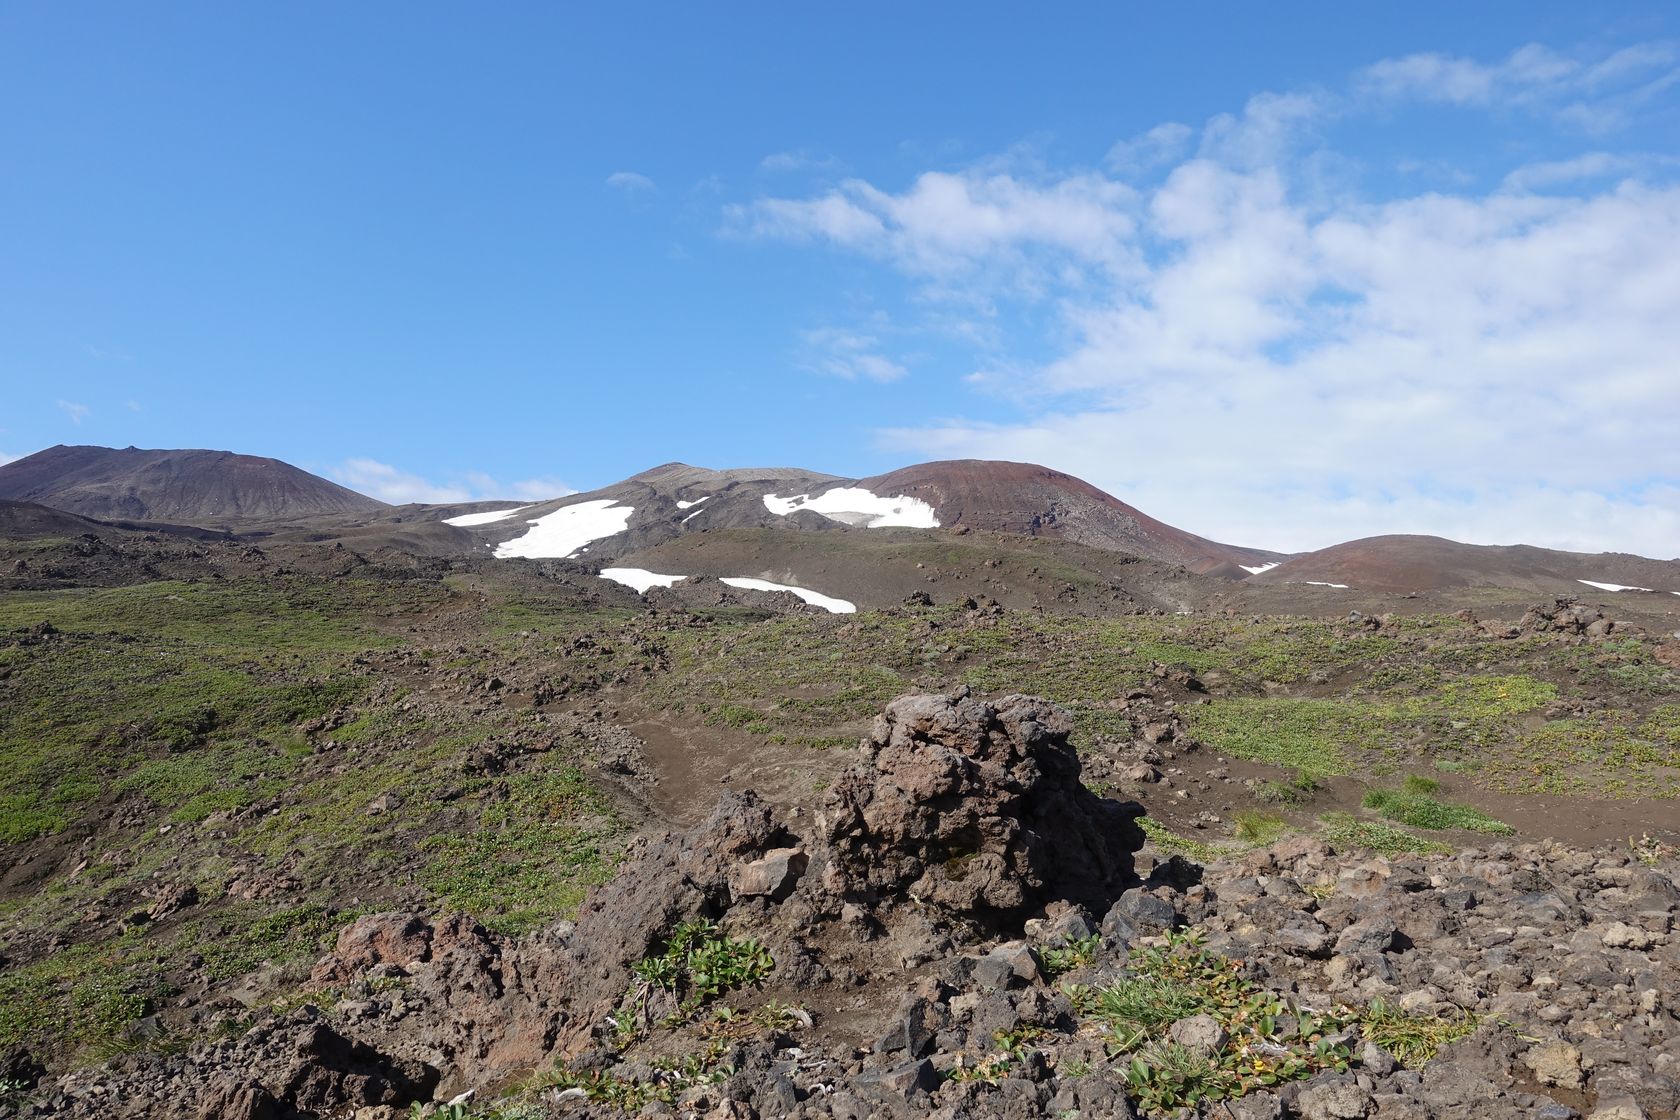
720 577 856 614
600 568 687 593
1303 581 1352 589
495 500 635 559
443 504 532 527
763 487 939 529
1578 579 1658 593
1240 562 1280 575
594 568 856 614
675 496 710 510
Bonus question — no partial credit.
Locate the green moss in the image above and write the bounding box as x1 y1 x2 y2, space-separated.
1184 698 1375 775
1138 816 1238 862
420 766 622 934
1318 812 1450 857
1361 782 1513 834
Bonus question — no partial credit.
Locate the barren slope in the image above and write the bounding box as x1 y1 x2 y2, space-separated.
0 445 387 526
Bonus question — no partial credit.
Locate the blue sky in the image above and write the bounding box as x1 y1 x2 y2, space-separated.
2 3 1678 554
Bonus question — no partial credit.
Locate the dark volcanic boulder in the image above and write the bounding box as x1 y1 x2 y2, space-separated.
817 689 1144 928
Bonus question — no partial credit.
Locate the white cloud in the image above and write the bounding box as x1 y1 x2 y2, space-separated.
606 171 657 193
760 150 845 174
56 400 89 425
0 451 17 466
799 328 907 382
730 170 1141 280
333 459 575 505
1355 41 1680 130
1105 122 1193 175
125 399 142 412
740 40 1680 558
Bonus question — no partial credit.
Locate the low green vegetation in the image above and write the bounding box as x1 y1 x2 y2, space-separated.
420 766 621 935
1067 931 1353 1112
1137 816 1237 862
1360 998 1478 1067
610 918 776 1047
1318 812 1451 858
1231 809 1289 845
1254 770 1320 806
1036 934 1101 978
1059 930 1491 1113
1361 776 1514 835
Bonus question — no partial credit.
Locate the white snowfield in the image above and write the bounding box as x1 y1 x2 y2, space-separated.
494 499 635 559
595 568 856 613
1240 562 1280 575
763 487 939 529
1303 580 1352 589
675 496 709 510
1577 579 1660 593
442 504 533 527
720 577 856 613
599 567 686 592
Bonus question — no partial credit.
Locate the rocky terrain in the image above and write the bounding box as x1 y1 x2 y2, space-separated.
1 446 1678 1119
5 691 1675 1120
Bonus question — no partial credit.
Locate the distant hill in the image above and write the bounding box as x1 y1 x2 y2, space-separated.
1249 534 1680 596
0 445 386 526
449 458 1281 575
857 460 1283 574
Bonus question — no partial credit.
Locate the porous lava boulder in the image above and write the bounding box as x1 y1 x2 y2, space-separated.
817 689 1143 928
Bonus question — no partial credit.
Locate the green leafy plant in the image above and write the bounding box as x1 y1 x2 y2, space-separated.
1036 934 1100 978
612 918 774 1046
1068 930 1353 1115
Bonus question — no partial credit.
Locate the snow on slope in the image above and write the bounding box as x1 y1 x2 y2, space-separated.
763 487 939 529
443 504 533 527
599 568 686 592
596 568 855 613
720 577 856 613
1241 562 1280 575
1578 579 1659 593
495 500 634 559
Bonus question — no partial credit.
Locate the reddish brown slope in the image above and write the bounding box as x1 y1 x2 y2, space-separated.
859 460 1283 574
1251 534 1680 595
0 445 387 526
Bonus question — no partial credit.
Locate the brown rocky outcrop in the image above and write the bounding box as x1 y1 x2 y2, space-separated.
817 690 1143 926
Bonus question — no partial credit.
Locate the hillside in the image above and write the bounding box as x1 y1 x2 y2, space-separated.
859 459 1284 574
447 458 1284 578
0 445 387 526
1251 534 1680 597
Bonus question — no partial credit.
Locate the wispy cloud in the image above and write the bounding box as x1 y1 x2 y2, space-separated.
0 451 18 466
1105 122 1193 175
333 459 576 505
759 149 846 174
606 170 657 193
799 327 907 382
1356 41 1680 131
56 400 89 425
734 40 1680 557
